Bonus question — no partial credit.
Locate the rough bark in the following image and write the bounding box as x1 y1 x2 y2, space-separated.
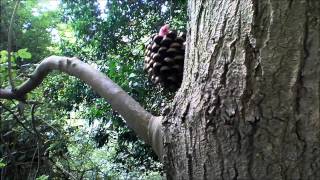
163 0 319 179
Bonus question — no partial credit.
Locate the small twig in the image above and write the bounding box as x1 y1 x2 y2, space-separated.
170 0 173 21
7 0 20 90
36 144 40 178
0 133 17 176
30 103 41 179
31 103 42 139
49 158 77 180
0 106 3 179
0 103 34 135
27 145 39 179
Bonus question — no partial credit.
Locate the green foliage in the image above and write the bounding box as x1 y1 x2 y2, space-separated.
52 0 187 178
0 158 6 168
36 175 49 180
1 0 187 179
1 1 64 178
0 50 8 63
0 48 33 85
17 48 32 59
0 0 61 61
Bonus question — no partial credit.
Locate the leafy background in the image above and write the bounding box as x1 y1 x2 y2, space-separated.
0 0 186 179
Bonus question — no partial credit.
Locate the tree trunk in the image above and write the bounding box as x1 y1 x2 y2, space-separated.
163 0 319 179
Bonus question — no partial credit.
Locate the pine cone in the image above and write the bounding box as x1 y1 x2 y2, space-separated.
144 31 186 91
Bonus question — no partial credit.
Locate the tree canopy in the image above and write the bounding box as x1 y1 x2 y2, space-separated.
0 0 186 179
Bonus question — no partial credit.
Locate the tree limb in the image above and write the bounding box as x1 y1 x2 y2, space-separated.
0 56 163 157
7 0 20 90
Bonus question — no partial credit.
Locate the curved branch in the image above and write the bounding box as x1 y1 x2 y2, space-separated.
0 56 163 157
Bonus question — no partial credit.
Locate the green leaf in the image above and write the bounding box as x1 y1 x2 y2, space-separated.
0 162 5 168
0 50 7 57
36 175 49 180
0 158 6 168
17 48 32 59
0 50 8 63
10 54 16 63
128 73 136 78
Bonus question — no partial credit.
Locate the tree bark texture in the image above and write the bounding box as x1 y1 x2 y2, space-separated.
163 0 319 179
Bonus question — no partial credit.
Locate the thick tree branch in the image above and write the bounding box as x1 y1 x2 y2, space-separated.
0 56 163 157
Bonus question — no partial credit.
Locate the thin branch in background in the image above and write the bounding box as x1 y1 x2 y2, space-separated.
0 131 18 177
27 145 39 179
31 103 42 140
170 0 173 21
0 135 10 177
49 158 77 180
0 106 6 179
36 144 40 179
7 0 20 90
0 102 34 135
30 103 41 179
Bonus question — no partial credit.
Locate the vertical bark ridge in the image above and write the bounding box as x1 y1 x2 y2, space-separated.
163 0 319 179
